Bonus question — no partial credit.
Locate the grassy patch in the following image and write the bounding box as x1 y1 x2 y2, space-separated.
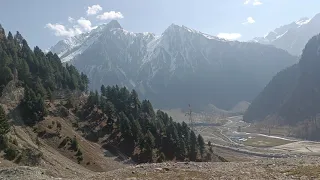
243 136 292 147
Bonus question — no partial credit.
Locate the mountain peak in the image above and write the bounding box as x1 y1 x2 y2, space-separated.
295 17 311 26
163 23 198 36
106 20 123 29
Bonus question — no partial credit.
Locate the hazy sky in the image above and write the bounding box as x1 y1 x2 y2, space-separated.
1 0 320 49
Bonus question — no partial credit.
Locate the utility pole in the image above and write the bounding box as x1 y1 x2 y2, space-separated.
186 104 194 131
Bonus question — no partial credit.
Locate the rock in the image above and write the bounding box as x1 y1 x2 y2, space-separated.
126 178 137 180
163 167 170 171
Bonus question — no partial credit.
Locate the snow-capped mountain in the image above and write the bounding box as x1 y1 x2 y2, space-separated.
253 13 320 55
50 20 297 110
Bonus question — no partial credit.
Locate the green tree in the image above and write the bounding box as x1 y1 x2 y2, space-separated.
0 105 9 136
197 134 205 159
189 131 198 161
21 87 47 125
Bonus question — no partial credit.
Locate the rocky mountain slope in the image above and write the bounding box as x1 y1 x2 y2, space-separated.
51 21 297 110
244 33 320 129
253 13 320 55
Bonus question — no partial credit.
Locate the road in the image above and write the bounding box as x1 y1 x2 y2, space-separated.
196 115 320 158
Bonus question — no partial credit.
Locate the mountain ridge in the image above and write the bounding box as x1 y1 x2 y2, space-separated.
252 13 320 55
244 33 320 129
51 21 298 110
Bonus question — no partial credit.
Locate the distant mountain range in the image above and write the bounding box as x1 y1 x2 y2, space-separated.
252 13 320 56
244 33 320 125
50 20 297 110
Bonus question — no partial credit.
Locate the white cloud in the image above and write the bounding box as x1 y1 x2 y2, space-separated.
45 23 82 37
253 0 262 5
77 17 94 31
87 5 103 16
242 17 255 25
244 0 262 6
68 17 75 23
96 11 124 20
46 17 96 37
217 33 242 40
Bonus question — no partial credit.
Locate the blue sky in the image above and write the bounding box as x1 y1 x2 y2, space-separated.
1 0 320 49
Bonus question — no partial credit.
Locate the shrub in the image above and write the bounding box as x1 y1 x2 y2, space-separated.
76 149 83 156
19 148 43 166
77 156 83 164
59 137 71 148
4 147 18 161
70 137 79 151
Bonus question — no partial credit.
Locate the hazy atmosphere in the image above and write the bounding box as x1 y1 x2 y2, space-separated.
1 0 320 48
2 0 320 179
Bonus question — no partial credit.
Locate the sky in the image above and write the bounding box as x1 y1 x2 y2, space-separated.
1 0 320 49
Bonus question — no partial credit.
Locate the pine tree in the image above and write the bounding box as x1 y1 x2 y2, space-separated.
141 100 155 119
197 134 205 159
143 130 155 162
129 90 140 119
21 87 47 125
119 112 132 138
189 131 198 161
0 105 9 136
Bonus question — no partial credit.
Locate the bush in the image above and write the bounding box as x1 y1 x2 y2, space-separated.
0 136 9 150
56 122 62 130
157 152 166 163
4 147 18 161
59 106 69 117
59 137 71 148
18 148 43 166
71 137 79 151
76 149 83 156
77 156 83 164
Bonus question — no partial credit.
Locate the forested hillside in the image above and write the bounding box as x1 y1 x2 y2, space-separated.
0 24 88 125
0 24 210 163
78 85 213 163
244 34 320 140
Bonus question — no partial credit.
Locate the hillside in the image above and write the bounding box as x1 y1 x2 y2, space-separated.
244 33 320 139
0 24 223 178
50 21 297 110
253 13 320 56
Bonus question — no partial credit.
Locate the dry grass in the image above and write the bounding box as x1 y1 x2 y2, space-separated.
243 126 289 137
243 136 292 147
116 168 210 180
285 165 320 178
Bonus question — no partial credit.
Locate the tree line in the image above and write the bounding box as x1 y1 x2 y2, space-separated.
81 85 208 163
0 24 89 125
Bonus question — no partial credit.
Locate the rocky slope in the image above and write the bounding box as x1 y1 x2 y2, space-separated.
244 33 320 126
253 13 320 55
50 21 297 110
3 156 320 179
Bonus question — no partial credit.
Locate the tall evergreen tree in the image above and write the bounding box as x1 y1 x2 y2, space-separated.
0 105 9 136
197 134 205 159
189 131 198 161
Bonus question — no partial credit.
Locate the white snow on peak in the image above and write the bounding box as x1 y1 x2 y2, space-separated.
296 18 311 26
52 22 227 64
